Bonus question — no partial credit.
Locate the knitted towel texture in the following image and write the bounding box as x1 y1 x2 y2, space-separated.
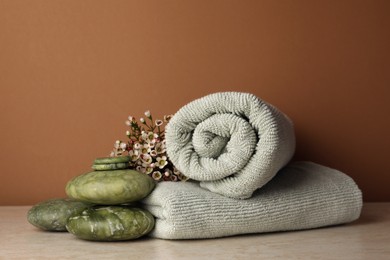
165 92 295 199
142 162 362 239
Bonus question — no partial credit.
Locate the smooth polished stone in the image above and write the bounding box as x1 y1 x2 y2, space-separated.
66 206 154 241
91 162 129 171
27 198 93 231
65 170 155 205
94 156 130 164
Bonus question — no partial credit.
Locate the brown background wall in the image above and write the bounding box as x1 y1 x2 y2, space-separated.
1 0 389 205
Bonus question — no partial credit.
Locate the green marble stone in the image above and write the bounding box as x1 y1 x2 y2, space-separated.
94 156 130 164
65 170 155 205
66 206 155 241
27 198 93 231
92 162 129 171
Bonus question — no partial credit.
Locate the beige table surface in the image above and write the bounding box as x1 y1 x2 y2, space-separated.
0 203 389 259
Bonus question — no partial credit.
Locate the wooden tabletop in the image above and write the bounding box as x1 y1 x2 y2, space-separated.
0 203 389 259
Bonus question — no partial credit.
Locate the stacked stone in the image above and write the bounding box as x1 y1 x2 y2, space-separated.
27 156 156 241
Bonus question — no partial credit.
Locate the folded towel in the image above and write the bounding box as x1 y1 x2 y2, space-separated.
165 92 296 199
142 161 362 239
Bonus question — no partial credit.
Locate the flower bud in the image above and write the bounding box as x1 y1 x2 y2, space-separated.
155 119 163 126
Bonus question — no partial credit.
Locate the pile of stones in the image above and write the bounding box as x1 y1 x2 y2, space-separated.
27 156 156 241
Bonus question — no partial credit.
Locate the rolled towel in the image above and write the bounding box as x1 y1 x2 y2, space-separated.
142 161 362 239
165 92 296 199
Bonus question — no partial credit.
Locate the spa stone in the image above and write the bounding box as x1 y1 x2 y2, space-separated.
27 198 93 231
92 162 129 171
94 156 130 164
65 169 155 205
66 206 155 241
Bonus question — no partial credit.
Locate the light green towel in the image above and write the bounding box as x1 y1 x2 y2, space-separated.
142 162 362 239
165 92 296 199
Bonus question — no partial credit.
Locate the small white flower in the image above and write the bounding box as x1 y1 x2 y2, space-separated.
145 166 153 174
163 115 172 122
155 142 166 154
114 140 121 149
147 132 158 143
150 150 157 157
156 156 168 169
144 110 151 118
140 144 151 155
141 131 148 141
128 116 134 121
155 119 163 126
120 142 127 149
125 120 131 126
129 150 139 162
152 171 162 180
133 143 142 150
140 117 145 123
141 154 153 164
178 174 189 181
126 130 130 136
